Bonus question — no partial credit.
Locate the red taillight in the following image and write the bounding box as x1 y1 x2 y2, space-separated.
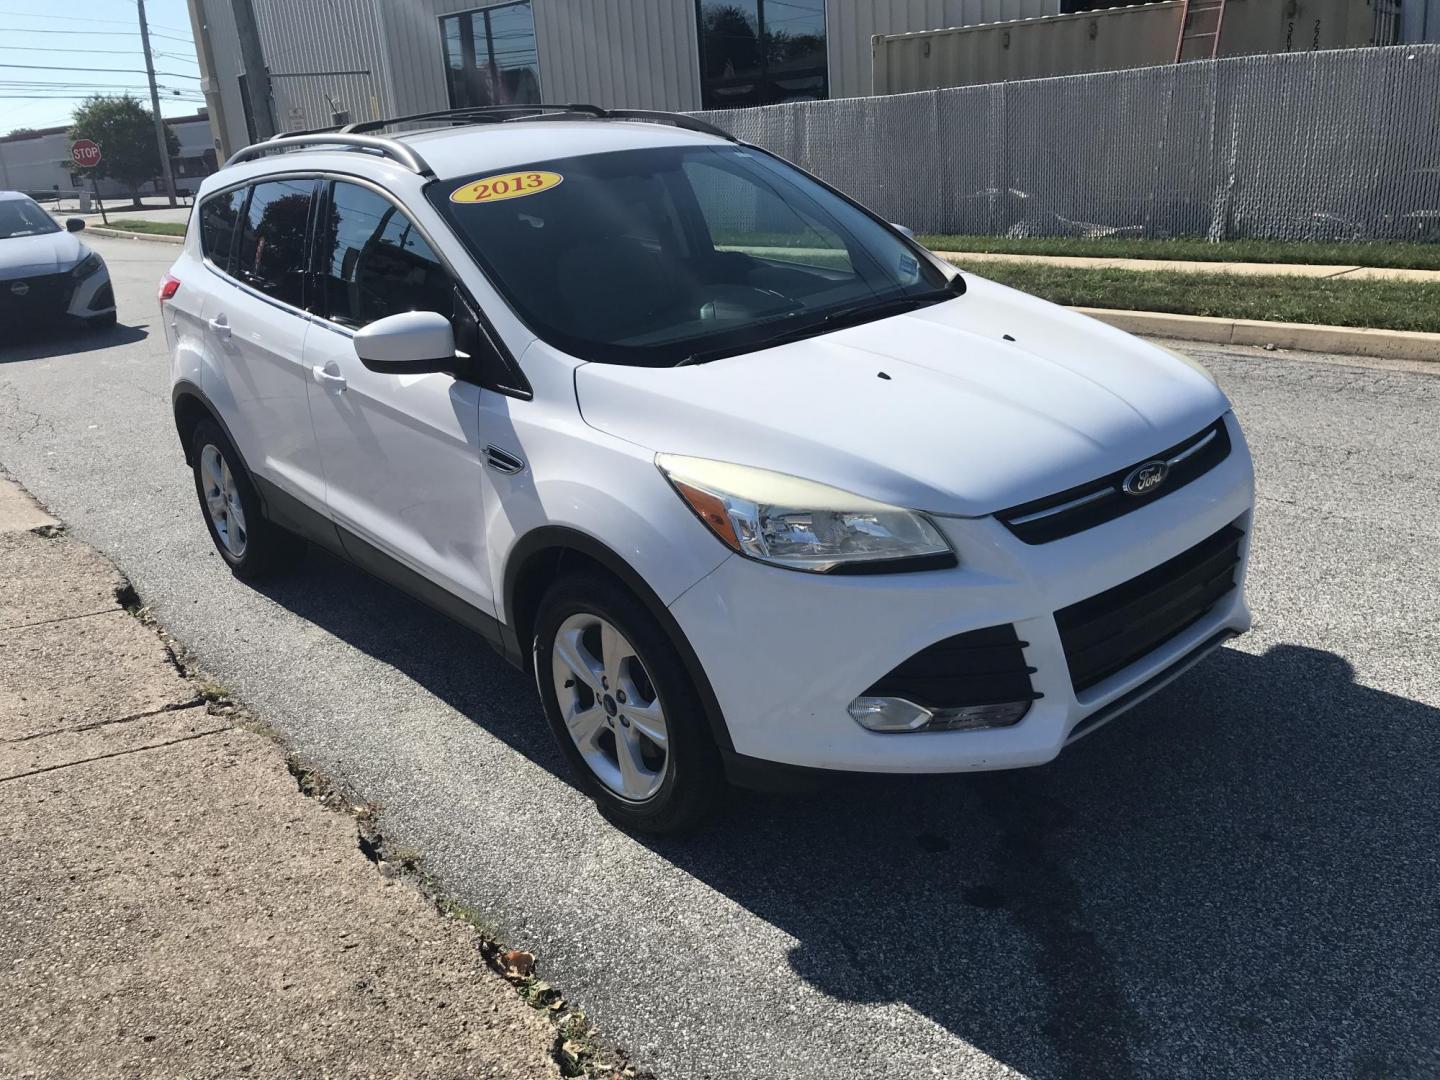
158 273 181 302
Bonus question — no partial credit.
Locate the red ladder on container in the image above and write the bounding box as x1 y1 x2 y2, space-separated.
1174 0 1228 62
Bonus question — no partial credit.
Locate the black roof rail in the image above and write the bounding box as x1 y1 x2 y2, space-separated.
232 106 735 173
510 108 734 141
284 102 735 143
340 103 607 135
605 109 735 141
225 133 433 176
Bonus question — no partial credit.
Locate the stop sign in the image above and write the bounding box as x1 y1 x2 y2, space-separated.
70 139 102 168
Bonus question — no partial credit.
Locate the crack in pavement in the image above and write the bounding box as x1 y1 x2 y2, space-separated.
2 699 209 744
0 724 233 783
0 607 123 635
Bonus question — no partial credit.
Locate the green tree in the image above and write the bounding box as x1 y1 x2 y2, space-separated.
68 94 178 208
6 127 40 139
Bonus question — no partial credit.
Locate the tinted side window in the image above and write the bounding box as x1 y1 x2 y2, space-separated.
317 181 453 329
198 188 243 269
234 179 315 307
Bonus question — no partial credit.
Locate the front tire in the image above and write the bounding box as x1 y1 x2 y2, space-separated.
534 573 723 834
189 418 303 580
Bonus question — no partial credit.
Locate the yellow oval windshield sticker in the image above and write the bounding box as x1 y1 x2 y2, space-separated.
450 170 563 204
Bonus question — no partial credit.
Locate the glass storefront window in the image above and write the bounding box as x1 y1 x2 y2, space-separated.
697 0 827 110
440 2 541 109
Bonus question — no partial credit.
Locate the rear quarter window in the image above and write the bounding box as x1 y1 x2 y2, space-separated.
198 188 244 270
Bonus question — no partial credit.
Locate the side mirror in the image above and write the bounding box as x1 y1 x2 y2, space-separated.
353 311 457 375
890 223 915 239
65 218 86 233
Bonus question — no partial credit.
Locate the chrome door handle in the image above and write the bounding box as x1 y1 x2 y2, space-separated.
312 363 347 391
207 315 231 338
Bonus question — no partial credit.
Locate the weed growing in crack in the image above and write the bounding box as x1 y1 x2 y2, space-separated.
113 581 142 613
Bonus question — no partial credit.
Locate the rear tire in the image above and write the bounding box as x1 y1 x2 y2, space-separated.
534 572 724 834
189 418 304 581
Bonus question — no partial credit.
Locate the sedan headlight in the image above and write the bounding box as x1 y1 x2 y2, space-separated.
71 252 102 280
656 454 955 573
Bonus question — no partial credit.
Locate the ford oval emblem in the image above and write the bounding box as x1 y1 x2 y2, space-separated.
1122 460 1169 496
10 281 29 297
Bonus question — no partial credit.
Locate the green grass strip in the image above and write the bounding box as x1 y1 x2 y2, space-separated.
105 218 186 236
920 234 1440 271
958 261 1440 334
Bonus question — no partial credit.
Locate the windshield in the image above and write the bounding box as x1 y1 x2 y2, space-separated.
0 197 62 240
428 144 952 366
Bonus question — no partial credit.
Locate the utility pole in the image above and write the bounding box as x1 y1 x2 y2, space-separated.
231 0 276 141
136 0 178 207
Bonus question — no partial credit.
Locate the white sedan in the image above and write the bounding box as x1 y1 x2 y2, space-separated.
0 190 115 330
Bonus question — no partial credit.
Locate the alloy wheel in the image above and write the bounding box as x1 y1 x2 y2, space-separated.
550 612 670 802
199 443 247 559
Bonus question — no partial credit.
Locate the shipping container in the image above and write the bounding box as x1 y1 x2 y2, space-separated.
872 0 1382 94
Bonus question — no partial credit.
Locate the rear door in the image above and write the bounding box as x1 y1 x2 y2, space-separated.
202 177 326 510
302 178 494 616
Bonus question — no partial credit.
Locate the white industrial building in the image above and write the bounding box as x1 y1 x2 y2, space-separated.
0 111 216 201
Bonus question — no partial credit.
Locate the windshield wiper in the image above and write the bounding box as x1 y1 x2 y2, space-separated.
676 288 956 368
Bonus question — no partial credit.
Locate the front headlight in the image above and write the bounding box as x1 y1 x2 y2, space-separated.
656 454 956 573
71 252 102 280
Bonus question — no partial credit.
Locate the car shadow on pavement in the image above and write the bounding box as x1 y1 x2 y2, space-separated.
646 643 1440 1080
253 552 1438 1080
0 321 147 364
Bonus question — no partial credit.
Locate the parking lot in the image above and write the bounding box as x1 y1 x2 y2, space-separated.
2 232 1437 1080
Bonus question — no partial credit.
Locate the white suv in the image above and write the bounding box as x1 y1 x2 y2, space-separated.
163 106 1253 832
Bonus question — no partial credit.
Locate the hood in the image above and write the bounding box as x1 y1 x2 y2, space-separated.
0 230 87 279
574 275 1231 517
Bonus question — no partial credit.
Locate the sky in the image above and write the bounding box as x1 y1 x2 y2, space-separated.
0 0 203 134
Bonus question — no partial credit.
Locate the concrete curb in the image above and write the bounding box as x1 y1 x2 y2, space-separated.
1074 307 1440 363
86 226 184 244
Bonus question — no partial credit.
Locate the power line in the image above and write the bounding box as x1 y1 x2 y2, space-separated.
0 45 159 56
0 26 194 44
0 62 200 79
121 0 194 36
0 8 191 34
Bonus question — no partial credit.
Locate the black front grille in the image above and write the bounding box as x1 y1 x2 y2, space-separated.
863 623 1041 709
0 271 74 318
1057 524 1243 693
998 419 1232 544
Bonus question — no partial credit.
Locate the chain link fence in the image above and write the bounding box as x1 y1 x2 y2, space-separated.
695 45 1440 242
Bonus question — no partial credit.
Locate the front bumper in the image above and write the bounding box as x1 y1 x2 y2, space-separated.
668 412 1255 774
0 263 113 323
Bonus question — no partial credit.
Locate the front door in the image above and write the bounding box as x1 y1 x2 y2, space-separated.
302 179 495 617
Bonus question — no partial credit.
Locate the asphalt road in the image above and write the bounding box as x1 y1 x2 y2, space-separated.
2 234 1437 1080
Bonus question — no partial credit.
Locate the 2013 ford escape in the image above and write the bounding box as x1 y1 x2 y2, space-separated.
163 105 1254 833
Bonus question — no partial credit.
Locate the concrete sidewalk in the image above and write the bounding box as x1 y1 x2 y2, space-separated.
0 475 562 1079
934 249 1440 283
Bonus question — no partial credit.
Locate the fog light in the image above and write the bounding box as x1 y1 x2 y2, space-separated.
848 696 1030 733
848 696 933 731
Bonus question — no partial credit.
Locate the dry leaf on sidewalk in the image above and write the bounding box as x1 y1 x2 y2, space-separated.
501 949 535 977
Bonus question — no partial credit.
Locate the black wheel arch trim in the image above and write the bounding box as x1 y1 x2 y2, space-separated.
504 526 735 753
172 380 243 469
